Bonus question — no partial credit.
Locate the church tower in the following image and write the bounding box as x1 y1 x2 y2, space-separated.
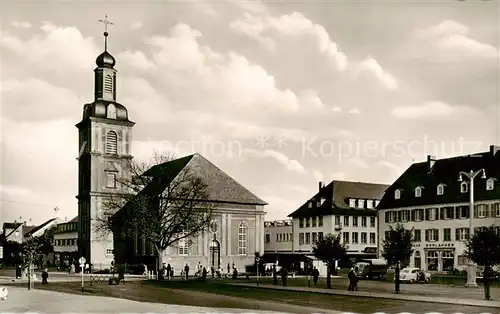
76 17 134 267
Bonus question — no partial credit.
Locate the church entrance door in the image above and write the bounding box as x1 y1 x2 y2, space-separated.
210 239 220 269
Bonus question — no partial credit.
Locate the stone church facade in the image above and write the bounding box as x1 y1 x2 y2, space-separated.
112 153 267 273
77 28 266 271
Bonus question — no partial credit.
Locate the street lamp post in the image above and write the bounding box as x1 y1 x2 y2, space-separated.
458 168 486 288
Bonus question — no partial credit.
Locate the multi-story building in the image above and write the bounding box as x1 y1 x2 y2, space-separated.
377 145 500 272
288 181 388 262
264 220 293 257
52 217 79 268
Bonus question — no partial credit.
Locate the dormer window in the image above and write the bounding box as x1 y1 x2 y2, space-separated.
366 200 374 209
486 179 495 191
358 199 365 208
415 187 422 197
460 182 468 193
394 189 401 200
308 202 312 208
437 184 444 195
349 199 356 208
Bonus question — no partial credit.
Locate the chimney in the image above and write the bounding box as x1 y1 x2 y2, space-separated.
427 155 436 173
490 145 500 156
319 181 324 191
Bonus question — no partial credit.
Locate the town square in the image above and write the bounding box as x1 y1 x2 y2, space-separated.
0 0 499 313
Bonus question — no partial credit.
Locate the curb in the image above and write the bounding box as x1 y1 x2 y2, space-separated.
229 283 500 309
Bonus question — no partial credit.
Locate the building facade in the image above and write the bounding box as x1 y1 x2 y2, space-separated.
76 30 134 268
112 153 266 272
264 220 293 254
52 217 79 268
288 181 388 261
377 146 500 272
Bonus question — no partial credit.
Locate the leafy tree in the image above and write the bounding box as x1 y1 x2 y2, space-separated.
381 223 414 294
95 152 214 278
312 233 348 289
465 226 500 300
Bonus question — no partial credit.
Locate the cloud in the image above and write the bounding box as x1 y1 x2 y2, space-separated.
244 149 305 174
11 21 31 29
415 20 497 59
332 106 342 113
391 101 479 119
1 22 99 75
0 79 80 122
349 108 361 115
353 57 398 91
130 21 143 30
230 12 348 71
118 50 157 71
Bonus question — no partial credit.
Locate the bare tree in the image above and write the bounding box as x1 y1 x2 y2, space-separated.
95 152 214 275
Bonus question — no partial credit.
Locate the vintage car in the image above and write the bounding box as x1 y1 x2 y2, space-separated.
355 259 388 280
395 267 431 283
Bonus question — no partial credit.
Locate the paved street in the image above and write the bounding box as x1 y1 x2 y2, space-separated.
0 287 298 314
325 276 500 300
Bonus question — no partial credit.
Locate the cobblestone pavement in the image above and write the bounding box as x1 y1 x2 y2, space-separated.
0 287 298 314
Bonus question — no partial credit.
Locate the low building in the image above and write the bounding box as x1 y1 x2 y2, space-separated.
288 180 388 264
52 217 79 268
377 145 500 272
263 220 294 264
2 222 34 243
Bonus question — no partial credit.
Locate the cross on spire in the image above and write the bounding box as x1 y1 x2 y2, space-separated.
98 14 114 51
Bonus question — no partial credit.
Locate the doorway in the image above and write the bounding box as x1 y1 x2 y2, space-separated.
210 239 220 269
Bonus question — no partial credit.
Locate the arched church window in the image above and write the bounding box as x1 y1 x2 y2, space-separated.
238 221 248 255
106 131 118 154
104 74 113 93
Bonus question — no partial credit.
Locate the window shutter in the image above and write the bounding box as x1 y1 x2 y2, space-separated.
439 208 444 220
485 204 490 217
385 211 389 223
410 210 415 221
449 207 455 219
455 229 459 241
435 229 439 241
397 211 402 222
425 208 429 221
455 207 460 219
474 206 478 218
425 230 429 241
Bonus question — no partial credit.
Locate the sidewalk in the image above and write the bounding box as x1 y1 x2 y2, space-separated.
230 283 500 308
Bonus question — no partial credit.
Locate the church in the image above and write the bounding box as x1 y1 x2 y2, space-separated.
76 21 267 272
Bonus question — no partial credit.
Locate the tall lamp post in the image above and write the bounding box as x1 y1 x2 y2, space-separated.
458 168 486 288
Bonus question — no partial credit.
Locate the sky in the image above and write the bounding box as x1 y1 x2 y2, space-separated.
1 0 499 225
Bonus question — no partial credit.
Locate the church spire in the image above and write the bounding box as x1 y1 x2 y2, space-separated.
95 14 117 101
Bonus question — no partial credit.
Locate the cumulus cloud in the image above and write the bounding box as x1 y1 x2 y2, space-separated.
349 108 361 115
1 22 99 75
415 20 498 59
230 12 348 71
391 101 479 119
1 79 80 122
353 57 398 91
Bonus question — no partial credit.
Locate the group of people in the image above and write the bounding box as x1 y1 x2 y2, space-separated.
161 261 239 280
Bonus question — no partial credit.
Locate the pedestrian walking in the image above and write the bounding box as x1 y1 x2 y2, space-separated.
41 268 49 285
184 263 190 280
280 267 288 287
312 266 319 286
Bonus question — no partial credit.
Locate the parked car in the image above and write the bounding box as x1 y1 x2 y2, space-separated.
355 259 388 280
395 267 431 283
